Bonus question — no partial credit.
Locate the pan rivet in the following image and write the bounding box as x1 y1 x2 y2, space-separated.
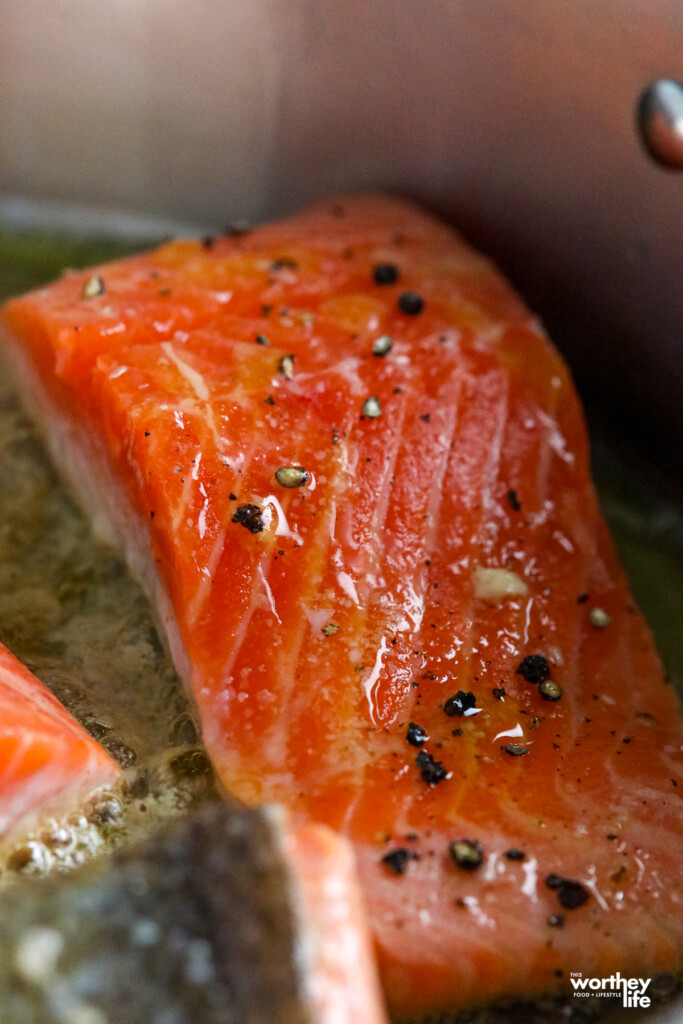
637 79 683 170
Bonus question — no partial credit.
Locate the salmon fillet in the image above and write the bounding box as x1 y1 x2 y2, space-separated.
1 196 681 1017
0 641 119 839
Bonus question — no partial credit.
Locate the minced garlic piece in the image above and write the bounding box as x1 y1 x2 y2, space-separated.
472 566 528 602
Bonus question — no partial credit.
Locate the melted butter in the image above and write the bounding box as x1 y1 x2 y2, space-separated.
0 373 217 884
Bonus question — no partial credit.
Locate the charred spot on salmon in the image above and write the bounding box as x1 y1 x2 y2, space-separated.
231 504 265 534
255 334 270 346
449 839 484 870
517 655 550 684
81 275 106 299
373 263 399 286
361 396 381 419
539 680 563 702
545 875 590 910
505 848 526 861
444 691 476 717
275 466 308 489
492 687 506 700
372 334 393 357
507 489 522 511
322 623 339 637
406 722 428 747
416 750 448 785
589 607 612 629
501 743 529 756
278 354 295 380
381 848 418 875
398 291 425 315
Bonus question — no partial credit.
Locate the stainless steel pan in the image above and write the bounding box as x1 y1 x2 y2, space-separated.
3 0 682 468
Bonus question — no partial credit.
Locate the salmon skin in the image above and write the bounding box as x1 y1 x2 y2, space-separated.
0 801 387 1024
1 196 682 1018
0 641 119 839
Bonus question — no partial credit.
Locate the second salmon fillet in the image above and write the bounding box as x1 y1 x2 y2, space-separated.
1 196 681 1018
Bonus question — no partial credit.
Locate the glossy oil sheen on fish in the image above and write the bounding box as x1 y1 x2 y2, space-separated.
1 196 681 1019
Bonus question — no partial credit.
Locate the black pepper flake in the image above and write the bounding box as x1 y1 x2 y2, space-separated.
517 654 550 684
577 592 589 604
331 431 340 445
451 728 463 737
264 395 276 405
373 263 400 286
501 743 529 756
256 333 270 346
449 838 484 870
231 503 264 534
261 304 273 316
545 875 590 909
144 431 151 437
492 687 506 700
322 623 339 637
505 848 526 861
420 413 431 423
548 914 565 928
270 257 298 271
406 722 428 747
228 493 237 501
415 750 448 785
507 489 521 511
381 848 418 875
398 291 425 315
200 235 215 249
444 691 476 717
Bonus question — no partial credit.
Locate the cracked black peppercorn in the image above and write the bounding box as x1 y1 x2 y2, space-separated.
506 489 521 511
381 848 418 874
444 691 476 717
517 655 550 684
406 722 428 747
398 291 425 315
231 504 264 534
545 874 590 909
501 743 529 756
416 750 448 785
505 848 526 861
373 263 399 285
